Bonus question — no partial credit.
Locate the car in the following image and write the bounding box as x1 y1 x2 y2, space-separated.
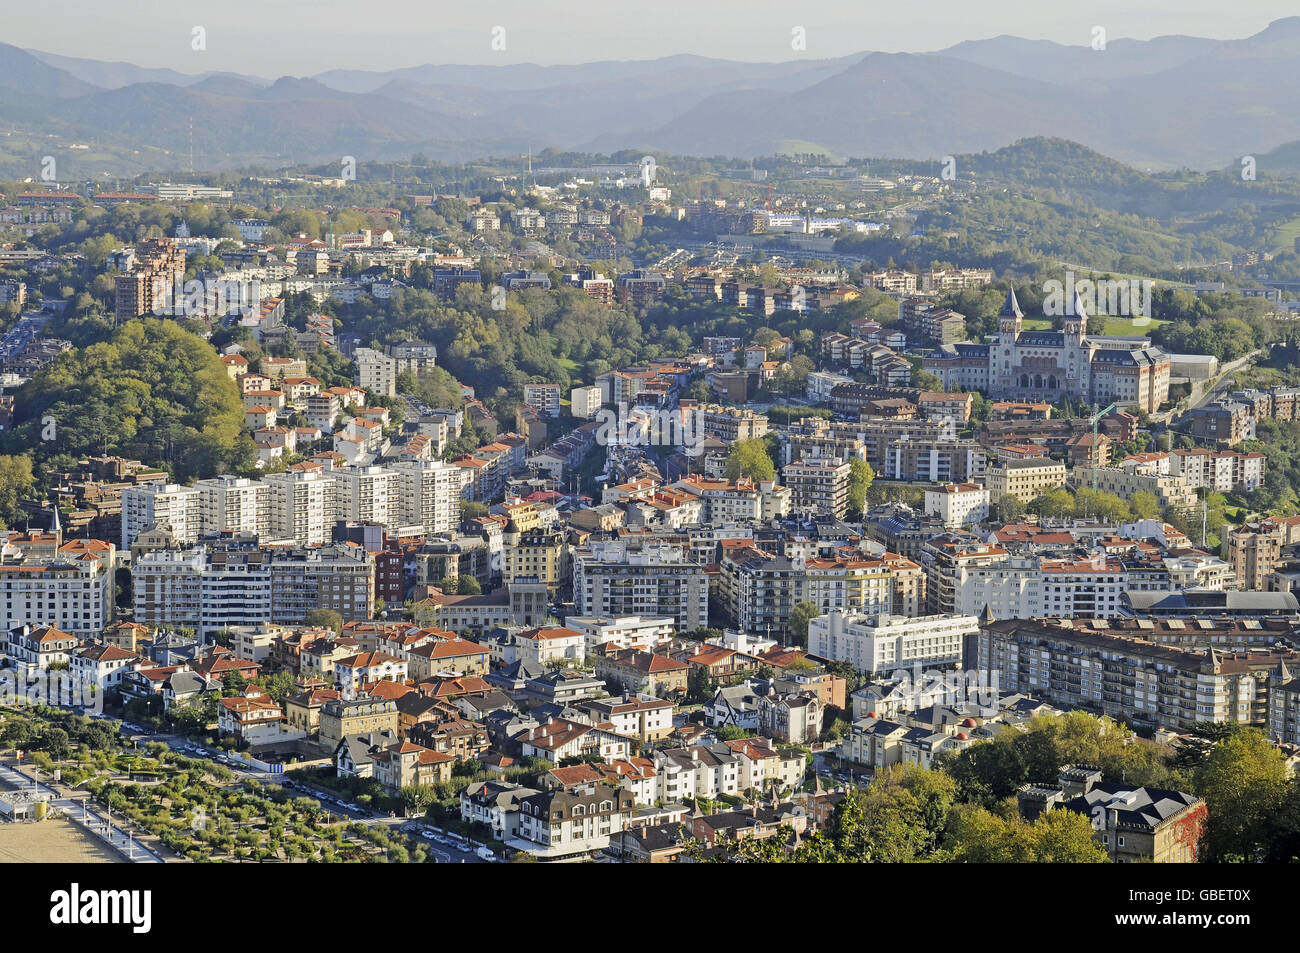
475 846 496 861
421 831 438 840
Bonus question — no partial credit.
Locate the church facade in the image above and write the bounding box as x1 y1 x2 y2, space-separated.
923 288 1171 414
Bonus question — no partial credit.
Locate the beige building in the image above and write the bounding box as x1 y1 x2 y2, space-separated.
319 696 399 751
1229 521 1284 591
783 459 852 519
985 458 1068 504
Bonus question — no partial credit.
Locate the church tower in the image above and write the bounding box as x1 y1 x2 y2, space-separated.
1063 289 1089 344
998 285 1023 337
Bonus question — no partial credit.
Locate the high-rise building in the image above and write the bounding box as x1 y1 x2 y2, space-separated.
0 552 113 637
391 459 465 535
355 347 398 398
808 610 978 675
195 476 270 539
114 237 186 322
573 542 708 632
120 483 202 550
330 465 399 528
263 469 334 546
132 542 374 635
783 459 851 519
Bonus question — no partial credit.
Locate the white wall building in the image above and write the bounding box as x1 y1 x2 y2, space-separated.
195 475 270 538
263 468 334 546
392 459 465 535
808 609 978 674
120 483 202 550
924 482 990 527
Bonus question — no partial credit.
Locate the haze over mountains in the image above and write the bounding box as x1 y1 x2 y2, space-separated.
4 18 1300 174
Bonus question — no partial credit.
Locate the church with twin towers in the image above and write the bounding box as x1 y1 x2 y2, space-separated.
922 287 1171 414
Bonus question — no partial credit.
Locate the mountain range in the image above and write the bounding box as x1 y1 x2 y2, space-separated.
3 18 1300 176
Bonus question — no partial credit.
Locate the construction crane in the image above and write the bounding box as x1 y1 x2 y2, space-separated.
1087 402 1117 493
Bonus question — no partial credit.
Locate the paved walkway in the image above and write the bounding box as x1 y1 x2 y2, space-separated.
0 761 164 863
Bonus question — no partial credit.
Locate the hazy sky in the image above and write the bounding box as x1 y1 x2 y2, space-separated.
8 1 1296 75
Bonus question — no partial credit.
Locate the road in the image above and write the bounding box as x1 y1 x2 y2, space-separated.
0 760 164 863
1159 347 1263 429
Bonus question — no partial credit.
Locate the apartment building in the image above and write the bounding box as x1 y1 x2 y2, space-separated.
984 459 1068 504
0 554 113 637
1070 466 1197 511
570 385 603 419
563 615 675 653
882 439 986 483
132 542 374 634
808 609 978 674
354 347 398 398
1170 449 1265 493
577 695 674 742
669 475 791 522
924 483 990 527
194 476 270 539
523 383 562 418
573 543 708 631
114 237 186 321
1267 662 1300 746
330 465 399 528
263 468 334 546
977 617 1298 730
120 483 202 550
1229 521 1284 592
783 459 851 519
682 402 769 442
391 459 464 536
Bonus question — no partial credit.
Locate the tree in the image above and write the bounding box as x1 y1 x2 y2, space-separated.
437 575 481 595
7 319 252 481
846 458 875 520
943 804 1107 862
724 438 776 483
1027 487 1074 519
787 602 819 648
304 609 343 634
990 494 1026 524
945 738 1027 807
0 454 35 527
1130 490 1161 520
1194 728 1289 862
400 785 435 817
687 665 714 704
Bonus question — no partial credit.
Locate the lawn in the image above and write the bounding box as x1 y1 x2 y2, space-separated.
1271 214 1300 255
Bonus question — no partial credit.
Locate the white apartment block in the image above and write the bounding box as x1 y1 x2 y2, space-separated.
263 469 334 545
570 385 603 419
355 347 397 398
0 556 113 637
927 549 1133 620
669 475 791 522
808 609 978 674
392 459 466 536
1170 449 1266 493
783 459 851 519
573 543 709 632
195 476 270 538
330 465 399 528
132 544 373 635
307 393 343 432
523 383 562 418
924 483 989 527
120 483 202 550
564 615 676 652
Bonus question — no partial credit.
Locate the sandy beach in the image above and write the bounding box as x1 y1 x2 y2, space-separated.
0 817 122 863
